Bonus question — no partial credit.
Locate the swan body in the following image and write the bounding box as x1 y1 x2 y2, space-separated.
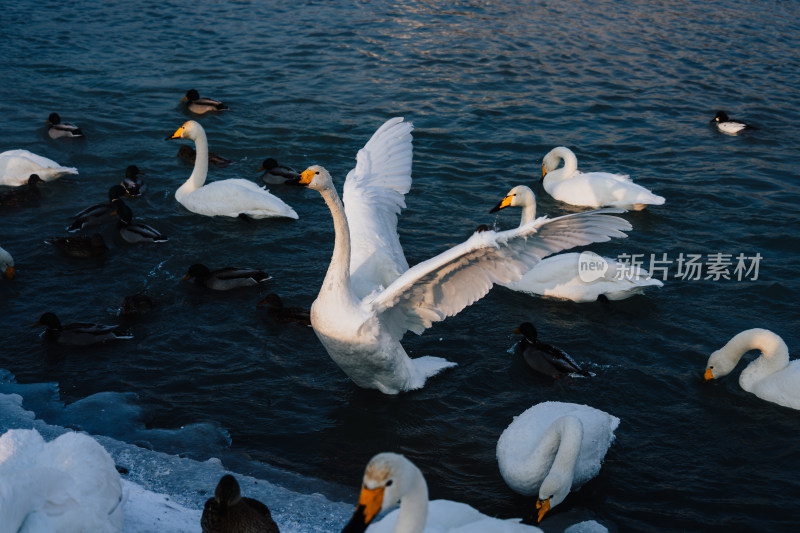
201 474 279 533
541 147 664 210
183 89 228 114
704 328 800 410
0 149 78 186
259 158 301 185
0 174 43 206
34 312 133 346
0 428 124 533
167 121 298 219
116 204 167 243
67 186 127 232
46 233 109 257
712 111 751 135
182 264 270 290
491 185 661 302
47 112 84 139
497 402 619 522
514 322 589 378
343 452 543 533
299 118 631 394
1 245 14 279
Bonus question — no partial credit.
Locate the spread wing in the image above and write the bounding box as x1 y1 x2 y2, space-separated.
343 117 413 299
369 209 631 339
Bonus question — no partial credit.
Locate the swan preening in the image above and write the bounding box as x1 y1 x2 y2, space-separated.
491 185 662 302
704 328 800 410
167 121 298 219
299 118 632 394
541 147 664 211
0 149 78 186
342 452 544 532
497 402 619 522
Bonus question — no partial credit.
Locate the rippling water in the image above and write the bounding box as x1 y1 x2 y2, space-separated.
2 1 800 531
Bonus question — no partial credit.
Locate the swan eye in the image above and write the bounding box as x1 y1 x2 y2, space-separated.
315 171 319 175
385 480 393 487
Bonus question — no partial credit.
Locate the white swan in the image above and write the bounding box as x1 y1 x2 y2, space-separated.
298 118 631 394
1 245 14 279
497 402 619 523
541 147 664 210
0 149 78 186
167 121 298 219
342 452 543 533
704 328 800 410
491 185 662 302
0 428 125 532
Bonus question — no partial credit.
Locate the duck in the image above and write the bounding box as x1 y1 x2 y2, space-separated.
47 112 84 139
541 147 665 210
513 322 589 378
182 89 229 114
201 474 279 533
177 144 232 167
342 452 543 533
33 312 133 346
0 174 43 206
257 293 311 326
496 402 620 523
67 185 127 232
297 117 631 394
45 233 108 257
704 328 800 410
0 149 78 186
167 121 298 219
120 164 145 196
181 264 270 290
1 245 14 279
119 292 156 317
490 185 662 302
116 203 168 243
712 111 752 135
258 158 301 185
0 428 124 533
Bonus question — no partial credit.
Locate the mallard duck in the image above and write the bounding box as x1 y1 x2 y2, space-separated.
712 111 752 135
181 264 269 290
0 174 43 206
182 89 228 114
176 145 232 167
257 293 311 326
47 112 84 139
120 165 145 196
258 158 301 185
1 246 14 279
514 322 590 378
119 292 156 317
116 204 167 243
33 312 133 346
67 185 127 232
45 233 108 257
201 474 279 533
0 150 78 186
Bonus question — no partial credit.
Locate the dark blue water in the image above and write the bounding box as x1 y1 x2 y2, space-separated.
2 1 800 531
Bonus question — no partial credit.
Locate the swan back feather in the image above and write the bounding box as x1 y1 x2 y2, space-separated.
0 150 78 186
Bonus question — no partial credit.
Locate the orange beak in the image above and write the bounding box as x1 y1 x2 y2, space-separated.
703 368 715 381
357 485 385 525
4 265 14 279
536 498 551 522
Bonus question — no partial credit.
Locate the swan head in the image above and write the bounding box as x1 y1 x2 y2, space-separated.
343 452 421 532
167 120 202 141
298 165 334 191
542 146 574 177
490 185 535 213
536 469 573 522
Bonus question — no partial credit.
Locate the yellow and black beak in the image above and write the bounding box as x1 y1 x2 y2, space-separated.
703 368 715 381
490 194 514 214
341 485 385 533
299 169 316 186
180 96 189 102
541 164 547 179
536 497 551 522
166 124 186 141
3 265 14 279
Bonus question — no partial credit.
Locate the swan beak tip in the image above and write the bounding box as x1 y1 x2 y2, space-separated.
490 195 513 214
536 498 551 522
4 266 15 279
703 368 715 381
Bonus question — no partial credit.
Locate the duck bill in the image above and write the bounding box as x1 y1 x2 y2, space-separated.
342 485 384 532
181 96 188 102
4 265 14 279
536 497 551 522
180 274 192 282
703 368 715 381
489 195 513 214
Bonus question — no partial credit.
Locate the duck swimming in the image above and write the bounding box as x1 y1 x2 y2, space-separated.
182 89 228 114
120 164 145 196
182 264 270 290
257 293 311 326
258 158 301 185
33 312 133 346
712 111 752 135
116 203 167 243
0 174 43 206
514 322 589 378
201 474 279 533
177 145 232 167
45 233 109 257
47 112 84 139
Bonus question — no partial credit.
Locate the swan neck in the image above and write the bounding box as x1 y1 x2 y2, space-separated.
538 416 582 499
553 147 578 179
182 128 209 194
723 330 791 388
519 192 537 226
318 185 353 296
394 461 429 533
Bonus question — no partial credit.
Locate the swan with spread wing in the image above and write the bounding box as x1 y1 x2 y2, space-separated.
299 118 632 394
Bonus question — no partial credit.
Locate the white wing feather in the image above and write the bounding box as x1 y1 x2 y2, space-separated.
343 117 413 298
369 209 631 338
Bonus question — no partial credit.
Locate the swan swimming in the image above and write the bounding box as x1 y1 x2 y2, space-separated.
491 185 662 302
167 121 298 219
497 402 619 522
342 452 544 532
541 147 664 210
298 117 631 394
0 149 78 186
704 328 800 410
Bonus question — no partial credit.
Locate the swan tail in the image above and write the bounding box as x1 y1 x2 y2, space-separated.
407 356 457 390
